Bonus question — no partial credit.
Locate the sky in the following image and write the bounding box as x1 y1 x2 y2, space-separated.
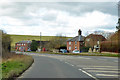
0 0 119 37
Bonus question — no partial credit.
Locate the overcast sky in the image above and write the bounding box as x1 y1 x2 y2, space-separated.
0 0 119 37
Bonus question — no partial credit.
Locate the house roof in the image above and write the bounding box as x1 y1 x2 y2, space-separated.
67 35 85 42
16 40 32 44
85 34 106 41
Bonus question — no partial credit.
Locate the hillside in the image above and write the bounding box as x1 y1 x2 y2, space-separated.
10 34 72 50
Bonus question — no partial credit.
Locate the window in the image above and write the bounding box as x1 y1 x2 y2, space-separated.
75 47 77 49
86 38 90 42
97 41 100 44
69 42 71 45
75 41 77 44
69 47 71 50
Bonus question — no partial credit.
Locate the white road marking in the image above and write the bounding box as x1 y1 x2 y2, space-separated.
98 59 107 61
65 62 69 64
64 62 74 66
78 57 91 59
71 64 74 66
78 69 99 80
96 74 119 77
76 65 117 68
87 70 119 73
83 68 119 70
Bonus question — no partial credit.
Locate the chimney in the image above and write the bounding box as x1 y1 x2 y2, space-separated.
78 29 82 36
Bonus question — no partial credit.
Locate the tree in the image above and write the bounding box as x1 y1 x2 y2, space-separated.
44 34 67 51
116 18 120 30
1 30 12 59
30 40 38 51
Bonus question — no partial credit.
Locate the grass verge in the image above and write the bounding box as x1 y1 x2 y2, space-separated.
32 51 119 57
1 54 34 80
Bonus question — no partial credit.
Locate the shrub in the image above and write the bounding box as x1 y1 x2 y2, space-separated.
81 46 90 52
100 41 118 53
30 40 38 51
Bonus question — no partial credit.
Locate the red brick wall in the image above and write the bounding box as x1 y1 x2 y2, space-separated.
67 41 84 52
15 43 29 51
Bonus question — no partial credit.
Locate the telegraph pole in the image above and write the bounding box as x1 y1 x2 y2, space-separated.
40 32 41 50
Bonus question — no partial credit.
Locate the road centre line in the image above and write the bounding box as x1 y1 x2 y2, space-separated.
78 69 99 80
64 62 74 66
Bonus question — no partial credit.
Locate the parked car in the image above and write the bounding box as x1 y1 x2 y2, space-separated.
60 49 67 53
72 50 80 53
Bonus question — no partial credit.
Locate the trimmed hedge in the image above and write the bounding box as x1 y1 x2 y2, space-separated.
100 41 118 53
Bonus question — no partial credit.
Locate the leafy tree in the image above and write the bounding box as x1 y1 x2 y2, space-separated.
30 40 38 51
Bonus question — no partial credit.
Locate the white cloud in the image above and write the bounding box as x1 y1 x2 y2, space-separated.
0 2 118 37
0 10 117 37
0 16 24 26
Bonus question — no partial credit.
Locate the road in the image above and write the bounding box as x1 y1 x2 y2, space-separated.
18 53 119 80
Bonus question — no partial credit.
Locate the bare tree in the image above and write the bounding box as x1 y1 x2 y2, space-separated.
44 34 67 51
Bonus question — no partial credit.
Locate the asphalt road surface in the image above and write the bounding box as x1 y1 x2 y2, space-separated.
18 53 119 80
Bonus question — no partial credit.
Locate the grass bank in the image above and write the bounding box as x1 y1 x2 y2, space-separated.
34 51 119 57
10 34 72 51
1 54 34 80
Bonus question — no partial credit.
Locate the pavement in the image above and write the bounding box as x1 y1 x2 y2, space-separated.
17 53 119 80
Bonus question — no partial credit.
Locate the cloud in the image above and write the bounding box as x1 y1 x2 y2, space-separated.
0 2 118 37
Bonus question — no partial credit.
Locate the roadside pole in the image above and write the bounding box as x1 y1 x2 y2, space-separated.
40 32 42 51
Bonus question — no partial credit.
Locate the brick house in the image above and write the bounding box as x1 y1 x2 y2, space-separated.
67 29 85 52
15 40 32 51
85 34 106 49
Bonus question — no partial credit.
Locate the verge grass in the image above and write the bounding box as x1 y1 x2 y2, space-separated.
34 51 119 57
1 54 34 80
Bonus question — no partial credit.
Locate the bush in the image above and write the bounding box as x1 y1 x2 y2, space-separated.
1 30 14 59
100 41 118 53
81 46 90 52
30 40 38 51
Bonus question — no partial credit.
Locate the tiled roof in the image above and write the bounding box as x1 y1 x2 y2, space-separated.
16 40 32 43
67 35 85 41
85 34 106 41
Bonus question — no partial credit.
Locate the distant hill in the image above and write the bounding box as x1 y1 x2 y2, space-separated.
10 34 72 50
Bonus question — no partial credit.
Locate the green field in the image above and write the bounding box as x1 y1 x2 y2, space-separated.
10 34 72 50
